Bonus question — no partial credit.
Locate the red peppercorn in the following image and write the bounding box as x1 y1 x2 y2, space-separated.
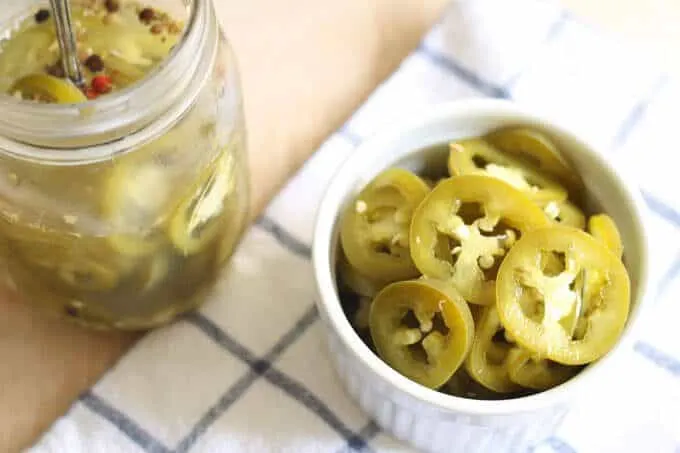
85 88 98 100
92 75 112 94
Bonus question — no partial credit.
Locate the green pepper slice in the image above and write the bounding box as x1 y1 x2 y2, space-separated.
588 213 623 258
10 73 86 103
340 168 430 283
448 139 568 206
484 127 585 196
369 279 474 389
544 200 586 230
354 296 372 331
464 306 522 393
496 226 630 365
168 152 236 255
102 160 172 256
410 175 550 305
506 349 581 390
337 250 385 298
7 232 129 292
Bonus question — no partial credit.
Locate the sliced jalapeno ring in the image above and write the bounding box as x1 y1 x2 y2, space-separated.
496 226 630 365
506 348 581 390
588 213 623 258
369 278 474 389
340 168 430 283
464 306 522 393
103 160 173 256
544 200 586 230
448 139 568 206
169 152 236 255
10 73 87 103
354 296 372 331
8 234 129 292
337 251 385 298
484 127 585 196
410 174 550 305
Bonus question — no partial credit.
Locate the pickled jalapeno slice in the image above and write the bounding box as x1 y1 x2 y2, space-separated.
369 279 474 389
340 168 430 283
7 231 130 292
354 296 372 331
448 139 568 206
137 252 172 292
103 159 173 256
409 175 550 305
506 348 580 390
337 251 385 298
588 213 623 258
484 127 585 196
496 226 630 365
10 73 87 103
169 152 236 255
464 306 521 393
442 368 503 400
544 200 586 230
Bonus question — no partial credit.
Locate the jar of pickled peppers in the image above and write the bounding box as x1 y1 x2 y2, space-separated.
0 0 250 329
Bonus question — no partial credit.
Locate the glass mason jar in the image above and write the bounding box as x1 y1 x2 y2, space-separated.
0 0 250 329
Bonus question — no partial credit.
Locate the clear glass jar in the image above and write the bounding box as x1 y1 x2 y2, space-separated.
0 0 250 329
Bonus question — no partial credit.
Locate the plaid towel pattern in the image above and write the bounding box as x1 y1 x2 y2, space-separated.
30 0 680 452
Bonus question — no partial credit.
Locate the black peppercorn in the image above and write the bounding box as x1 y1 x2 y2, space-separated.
84 54 104 72
139 7 155 24
105 0 120 13
64 304 79 317
46 62 65 78
34 9 50 23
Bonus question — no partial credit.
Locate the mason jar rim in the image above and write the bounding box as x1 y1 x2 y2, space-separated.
0 0 215 164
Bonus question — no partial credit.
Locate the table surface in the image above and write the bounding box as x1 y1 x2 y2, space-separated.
1 0 678 451
562 0 680 76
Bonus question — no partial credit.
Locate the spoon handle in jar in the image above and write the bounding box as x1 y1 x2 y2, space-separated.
49 0 85 89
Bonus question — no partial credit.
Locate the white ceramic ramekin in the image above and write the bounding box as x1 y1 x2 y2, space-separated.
312 99 652 453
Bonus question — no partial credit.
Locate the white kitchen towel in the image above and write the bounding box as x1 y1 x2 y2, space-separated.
30 0 680 452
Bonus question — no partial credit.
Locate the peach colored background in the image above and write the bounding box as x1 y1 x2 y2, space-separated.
562 0 680 77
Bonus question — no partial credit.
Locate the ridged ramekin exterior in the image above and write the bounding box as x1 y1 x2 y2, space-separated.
325 330 568 453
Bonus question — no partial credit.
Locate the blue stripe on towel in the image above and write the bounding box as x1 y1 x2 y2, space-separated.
546 436 578 453
80 391 172 453
256 216 312 259
633 342 680 378
184 307 374 452
641 191 680 227
417 44 510 99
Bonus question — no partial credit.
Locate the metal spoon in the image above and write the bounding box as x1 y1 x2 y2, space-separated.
49 0 85 88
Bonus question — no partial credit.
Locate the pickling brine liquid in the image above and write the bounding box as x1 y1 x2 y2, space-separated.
0 0 250 329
